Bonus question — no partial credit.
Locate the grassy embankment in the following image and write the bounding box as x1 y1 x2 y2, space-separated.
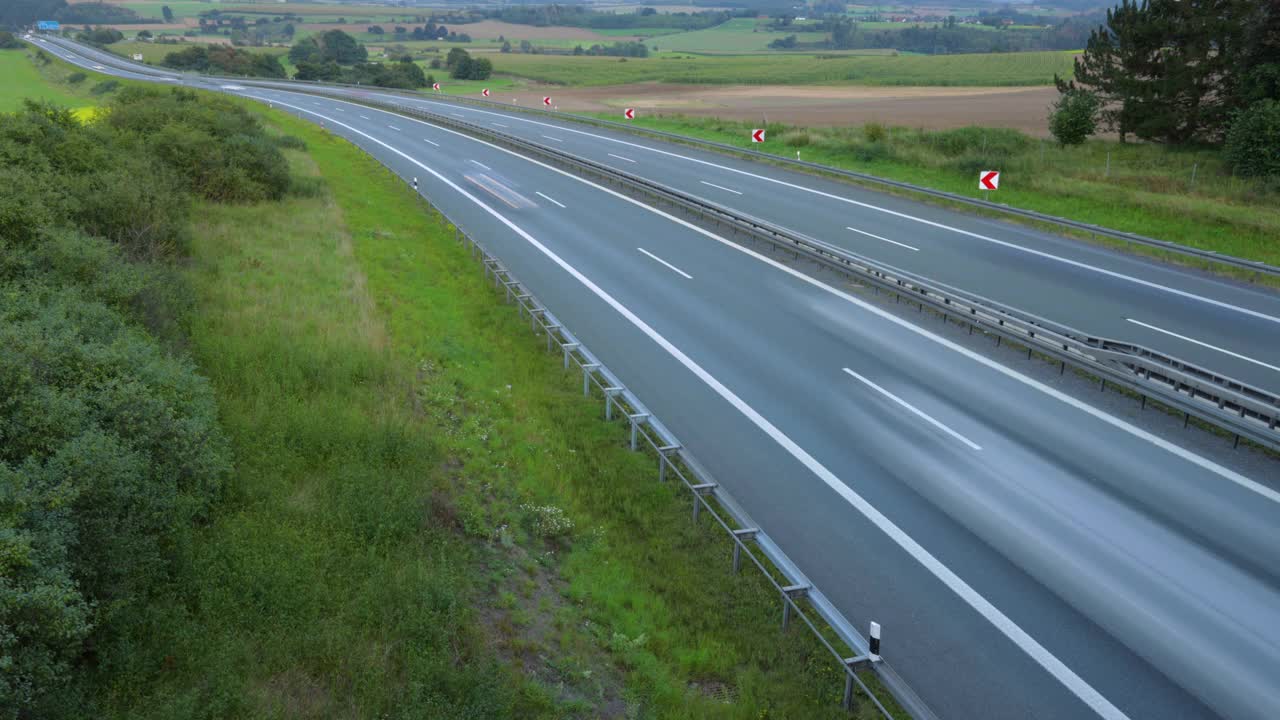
0 65 897 716
587 113 1280 270
0 47 106 113
492 49 1076 86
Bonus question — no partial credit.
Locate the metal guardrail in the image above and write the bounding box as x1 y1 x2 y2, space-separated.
412 189 930 719
297 91 1279 454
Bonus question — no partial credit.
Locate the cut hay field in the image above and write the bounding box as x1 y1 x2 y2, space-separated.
492 49 1077 87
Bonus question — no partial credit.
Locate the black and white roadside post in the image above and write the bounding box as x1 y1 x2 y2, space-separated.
869 621 882 662
841 622 882 711
411 177 418 192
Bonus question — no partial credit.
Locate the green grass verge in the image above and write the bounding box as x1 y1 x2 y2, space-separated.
0 48 92 112
585 112 1280 272
87 96 901 718
491 49 1076 86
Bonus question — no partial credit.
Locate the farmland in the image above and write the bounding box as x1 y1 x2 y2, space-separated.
647 17 805 53
489 50 1077 87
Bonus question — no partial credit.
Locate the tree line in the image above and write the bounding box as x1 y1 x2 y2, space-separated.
1052 0 1279 177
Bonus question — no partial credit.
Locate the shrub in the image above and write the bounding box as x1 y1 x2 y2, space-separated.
1224 99 1280 178
863 122 887 143
66 72 87 85
1049 89 1100 146
89 79 119 95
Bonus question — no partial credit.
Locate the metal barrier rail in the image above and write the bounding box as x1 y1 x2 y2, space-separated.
293 90 1280 453
44 34 1280 280
436 196 930 719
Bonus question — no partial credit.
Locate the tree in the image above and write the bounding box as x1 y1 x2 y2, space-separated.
501 40 512 53
1224 99 1280 177
368 25 384 35
1048 89 1101 146
317 29 366 64
445 46 469 70
136 29 151 39
161 4 173 22
0 0 68 28
1064 0 1267 144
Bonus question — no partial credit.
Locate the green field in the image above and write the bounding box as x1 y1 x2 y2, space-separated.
591 113 1280 271
648 17 803 53
114 1 424 21
492 49 1077 87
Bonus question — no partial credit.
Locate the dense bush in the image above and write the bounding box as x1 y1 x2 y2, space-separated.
0 89 307 716
162 44 286 78
74 27 124 45
1224 99 1280 178
1049 89 1100 146
54 2 142 24
0 31 25 49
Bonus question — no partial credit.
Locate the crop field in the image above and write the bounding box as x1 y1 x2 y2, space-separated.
649 17 805 53
491 49 1077 87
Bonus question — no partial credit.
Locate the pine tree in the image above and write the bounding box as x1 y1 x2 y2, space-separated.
1062 0 1264 144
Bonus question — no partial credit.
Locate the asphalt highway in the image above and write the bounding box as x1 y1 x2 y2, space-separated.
38 38 1280 720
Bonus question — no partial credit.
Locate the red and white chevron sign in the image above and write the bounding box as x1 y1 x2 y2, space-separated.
432 82 440 91
979 170 1000 190
543 96 552 106
751 128 765 143
482 88 489 97
624 108 635 120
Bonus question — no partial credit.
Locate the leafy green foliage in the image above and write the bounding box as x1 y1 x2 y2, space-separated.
1049 89 1100 146
0 31 25 50
161 45 286 79
288 29 367 66
75 27 124 46
1065 0 1276 143
1225 99 1280 178
0 89 315 717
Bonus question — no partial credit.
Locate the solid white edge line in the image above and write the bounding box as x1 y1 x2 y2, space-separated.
843 369 981 450
607 152 636 163
847 226 920 252
535 191 566 209
469 159 491 170
1126 318 1280 374
700 180 743 195
637 247 693 279
256 93 1139 719
391 94 1280 326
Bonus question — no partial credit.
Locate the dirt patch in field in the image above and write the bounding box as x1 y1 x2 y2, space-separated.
484 82 1060 135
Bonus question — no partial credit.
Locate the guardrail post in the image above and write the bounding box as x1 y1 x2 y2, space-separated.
544 324 560 352
561 342 580 370
657 444 680 482
627 413 650 451
603 387 623 420
780 584 809 632
581 363 600 396
841 655 871 711
732 528 758 573
690 483 716 521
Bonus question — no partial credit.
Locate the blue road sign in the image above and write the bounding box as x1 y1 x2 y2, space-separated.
36 21 61 31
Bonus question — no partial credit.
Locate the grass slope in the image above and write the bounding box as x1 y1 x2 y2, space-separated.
493 49 1076 86
0 48 88 112
89 100 899 717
